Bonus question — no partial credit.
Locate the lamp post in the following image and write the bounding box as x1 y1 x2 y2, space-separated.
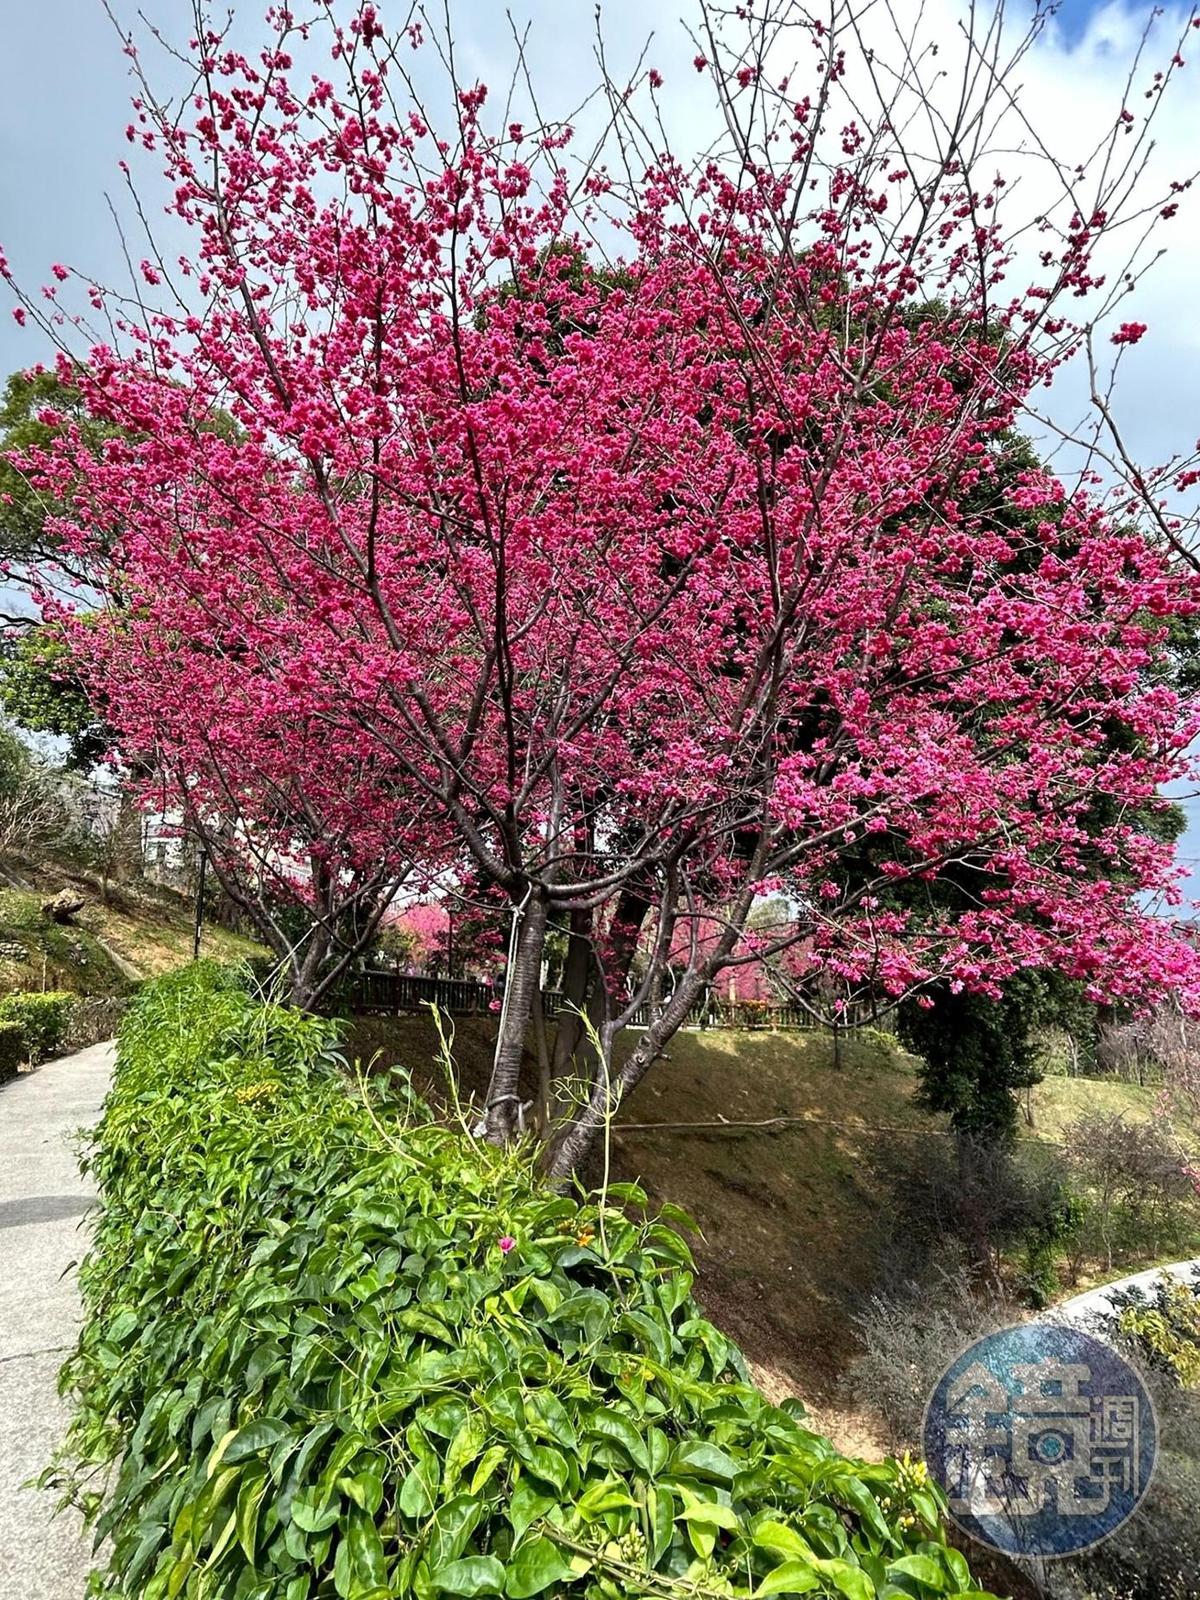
192 843 207 961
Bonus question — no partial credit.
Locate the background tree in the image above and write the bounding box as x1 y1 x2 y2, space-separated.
0 621 111 771
0 369 120 627
0 721 66 862
898 973 1062 1150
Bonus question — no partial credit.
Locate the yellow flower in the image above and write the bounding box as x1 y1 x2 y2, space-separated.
234 1080 280 1104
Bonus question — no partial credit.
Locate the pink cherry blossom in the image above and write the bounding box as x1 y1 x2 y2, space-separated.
13 1 1200 1159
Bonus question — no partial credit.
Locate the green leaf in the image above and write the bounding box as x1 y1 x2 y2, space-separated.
444 1415 486 1492
339 1470 384 1516
942 1549 972 1589
208 1429 241 1476
834 1474 893 1544
399 1464 435 1520
618 1310 671 1365
586 1411 650 1473
418 1397 470 1440
400 1307 453 1342
428 1495 485 1570
108 1308 140 1343
527 1278 562 1317
910 1490 942 1529
678 1499 739 1531
208 1506 239 1565
469 1446 506 1496
649 1487 676 1564
522 1444 569 1494
123 1525 167 1592
888 1554 949 1590
753 1521 814 1561
291 1485 340 1534
668 1441 740 1482
224 1418 293 1463
434 1556 506 1596
686 1517 716 1561
548 1290 611 1343
575 1480 637 1521
816 1560 874 1600
754 1561 821 1596
346 1505 387 1588
657 1202 700 1234
508 1482 555 1545
506 1537 573 1599
524 1389 578 1451
319 1432 369 1497
289 1421 337 1487
236 1465 269 1564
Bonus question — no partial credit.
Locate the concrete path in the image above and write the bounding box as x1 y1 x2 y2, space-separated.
1051 1258 1200 1328
0 1041 113 1600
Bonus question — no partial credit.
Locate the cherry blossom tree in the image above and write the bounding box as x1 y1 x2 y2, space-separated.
7 0 1200 1171
97 614 442 1007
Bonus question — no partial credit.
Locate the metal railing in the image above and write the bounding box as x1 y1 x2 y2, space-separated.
338 968 844 1031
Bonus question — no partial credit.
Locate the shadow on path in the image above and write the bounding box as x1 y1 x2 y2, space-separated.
0 1040 113 1600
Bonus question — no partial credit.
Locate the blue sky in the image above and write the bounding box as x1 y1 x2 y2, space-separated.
1 0 1198 893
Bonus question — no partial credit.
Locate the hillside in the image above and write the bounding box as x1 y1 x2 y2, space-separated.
0 863 265 997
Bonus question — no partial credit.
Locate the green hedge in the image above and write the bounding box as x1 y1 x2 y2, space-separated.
0 989 74 1063
50 965 992 1600
0 1018 23 1084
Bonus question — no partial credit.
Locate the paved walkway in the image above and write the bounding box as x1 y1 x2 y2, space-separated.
1051 1259 1200 1328
0 1041 113 1600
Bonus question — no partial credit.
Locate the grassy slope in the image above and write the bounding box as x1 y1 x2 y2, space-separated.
343 1012 1196 1433
606 1029 931 1411
0 868 265 997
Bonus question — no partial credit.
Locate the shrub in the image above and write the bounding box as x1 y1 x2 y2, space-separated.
0 1018 24 1084
854 1026 905 1064
1104 1270 1200 1390
61 993 130 1053
1016 1183 1088 1310
1053 1449 1200 1600
881 1134 1086 1299
845 1263 1016 1444
49 964 992 1600
1061 1111 1199 1269
0 989 74 1063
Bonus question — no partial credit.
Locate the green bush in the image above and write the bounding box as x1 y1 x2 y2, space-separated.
0 989 74 1063
853 1026 905 1064
0 1018 24 1083
50 964 992 1600
1107 1271 1200 1389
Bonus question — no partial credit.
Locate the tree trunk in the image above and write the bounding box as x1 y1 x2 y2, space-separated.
955 1131 1005 1289
544 964 706 1179
531 987 553 1135
548 889 652 1094
483 891 549 1143
550 908 596 1080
